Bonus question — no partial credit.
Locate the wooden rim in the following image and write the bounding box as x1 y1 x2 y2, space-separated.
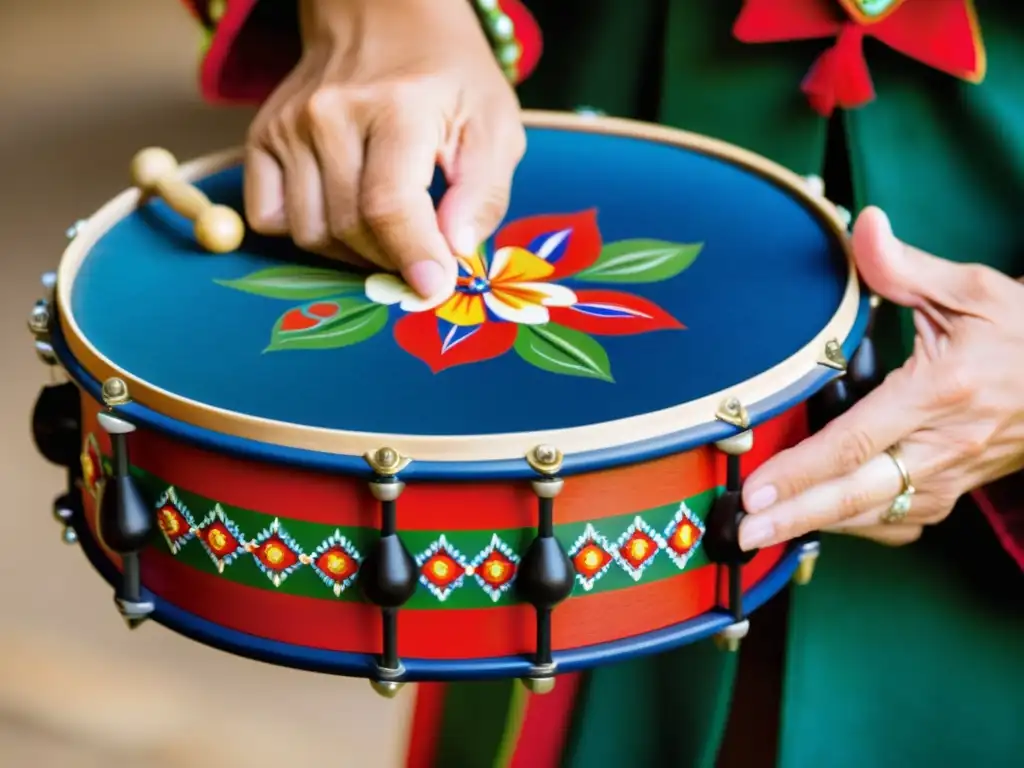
56 110 859 463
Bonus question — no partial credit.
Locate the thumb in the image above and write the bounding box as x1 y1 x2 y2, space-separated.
851 206 988 312
437 122 523 256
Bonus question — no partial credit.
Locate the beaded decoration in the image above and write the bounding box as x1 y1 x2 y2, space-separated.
472 0 523 82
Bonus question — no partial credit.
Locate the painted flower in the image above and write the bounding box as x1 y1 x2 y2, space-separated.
80 433 105 500
216 209 703 381
364 210 688 375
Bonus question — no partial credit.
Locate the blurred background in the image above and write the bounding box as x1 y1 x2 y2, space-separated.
0 2 408 765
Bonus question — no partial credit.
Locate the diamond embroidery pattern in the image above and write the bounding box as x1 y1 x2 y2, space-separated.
249 518 305 588
613 516 667 582
305 530 362 596
154 487 197 555
568 524 615 592
140 474 708 603
196 504 247 573
415 535 470 601
662 502 705 570
470 534 519 602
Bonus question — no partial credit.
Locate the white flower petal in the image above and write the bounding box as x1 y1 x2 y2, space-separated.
524 282 577 307
365 273 449 311
488 247 512 280
483 292 551 325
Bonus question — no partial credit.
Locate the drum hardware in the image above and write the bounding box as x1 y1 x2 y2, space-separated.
32 382 83 547
808 297 883 433
65 220 88 240
518 445 575 695
130 148 245 254
818 338 848 372
29 298 60 368
846 294 883 395
360 447 418 698
29 275 85 547
96 378 156 629
707 398 757 652
835 206 852 230
28 299 51 337
792 540 822 586
802 297 882 583
803 174 851 230
53 495 79 545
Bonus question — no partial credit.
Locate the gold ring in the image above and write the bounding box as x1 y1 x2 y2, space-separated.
881 445 915 524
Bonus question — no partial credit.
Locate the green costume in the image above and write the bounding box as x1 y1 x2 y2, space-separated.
183 1 1024 764
525 4 1024 765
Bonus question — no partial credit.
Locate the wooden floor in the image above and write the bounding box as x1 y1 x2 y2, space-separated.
0 2 409 765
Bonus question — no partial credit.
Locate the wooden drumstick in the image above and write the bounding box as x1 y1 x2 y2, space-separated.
130 147 245 254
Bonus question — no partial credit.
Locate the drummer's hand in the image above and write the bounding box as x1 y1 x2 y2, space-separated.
244 0 526 299
737 207 1024 550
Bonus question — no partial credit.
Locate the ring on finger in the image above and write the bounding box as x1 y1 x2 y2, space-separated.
880 444 915 524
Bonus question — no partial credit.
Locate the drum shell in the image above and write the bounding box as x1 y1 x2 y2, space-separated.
75 390 804 673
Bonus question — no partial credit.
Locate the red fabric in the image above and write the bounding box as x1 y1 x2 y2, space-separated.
405 683 447 768
184 0 544 105
733 0 985 116
973 478 1024 572
508 672 583 768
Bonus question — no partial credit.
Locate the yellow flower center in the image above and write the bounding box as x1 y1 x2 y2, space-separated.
209 529 227 551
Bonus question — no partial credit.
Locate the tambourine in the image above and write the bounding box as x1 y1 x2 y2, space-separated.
29 111 868 698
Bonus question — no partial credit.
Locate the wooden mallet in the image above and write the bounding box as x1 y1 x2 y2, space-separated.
130 147 245 253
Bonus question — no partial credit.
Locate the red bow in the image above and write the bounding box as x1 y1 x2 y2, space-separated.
733 0 986 116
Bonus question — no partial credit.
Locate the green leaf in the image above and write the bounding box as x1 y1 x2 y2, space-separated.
574 240 703 284
215 265 365 300
514 323 614 382
265 299 388 352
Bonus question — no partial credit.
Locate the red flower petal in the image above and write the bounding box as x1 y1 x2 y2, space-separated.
549 290 685 336
494 210 602 279
394 312 518 373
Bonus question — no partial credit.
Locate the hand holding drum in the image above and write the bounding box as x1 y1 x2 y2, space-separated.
130 147 245 254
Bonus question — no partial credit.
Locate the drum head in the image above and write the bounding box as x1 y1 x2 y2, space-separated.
58 112 865 472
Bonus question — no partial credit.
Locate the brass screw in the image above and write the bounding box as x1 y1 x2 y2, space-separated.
101 377 130 407
364 446 410 476
527 444 563 475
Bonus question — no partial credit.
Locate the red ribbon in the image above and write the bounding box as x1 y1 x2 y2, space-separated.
733 0 986 116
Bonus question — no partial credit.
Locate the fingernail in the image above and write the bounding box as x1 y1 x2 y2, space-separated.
745 485 777 513
453 227 478 256
739 515 775 551
407 260 449 298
